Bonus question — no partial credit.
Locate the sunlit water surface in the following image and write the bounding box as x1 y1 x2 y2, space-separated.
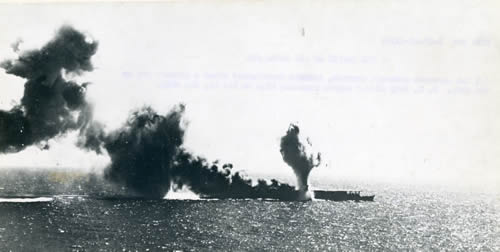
0 184 498 251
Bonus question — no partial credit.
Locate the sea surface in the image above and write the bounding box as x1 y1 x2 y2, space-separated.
0 183 498 251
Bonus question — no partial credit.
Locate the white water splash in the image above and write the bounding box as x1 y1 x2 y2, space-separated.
164 187 200 200
0 197 53 203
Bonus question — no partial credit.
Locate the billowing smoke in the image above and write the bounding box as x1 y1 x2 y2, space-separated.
100 105 186 199
92 105 297 199
170 151 297 199
280 124 321 197
0 25 305 200
0 25 98 153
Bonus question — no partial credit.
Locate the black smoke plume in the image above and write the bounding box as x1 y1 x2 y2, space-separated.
0 25 98 153
94 105 297 199
0 25 303 200
101 105 185 199
280 124 321 196
170 151 297 200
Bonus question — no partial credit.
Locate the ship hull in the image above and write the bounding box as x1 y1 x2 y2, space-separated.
313 190 374 201
200 190 375 202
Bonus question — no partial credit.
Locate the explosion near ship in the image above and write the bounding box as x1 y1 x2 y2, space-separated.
0 25 374 202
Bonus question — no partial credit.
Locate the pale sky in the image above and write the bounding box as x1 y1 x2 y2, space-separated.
0 1 499 191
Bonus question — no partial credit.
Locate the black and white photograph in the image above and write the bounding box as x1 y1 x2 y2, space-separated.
0 1 498 251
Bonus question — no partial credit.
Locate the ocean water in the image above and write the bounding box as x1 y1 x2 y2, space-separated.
0 184 498 251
